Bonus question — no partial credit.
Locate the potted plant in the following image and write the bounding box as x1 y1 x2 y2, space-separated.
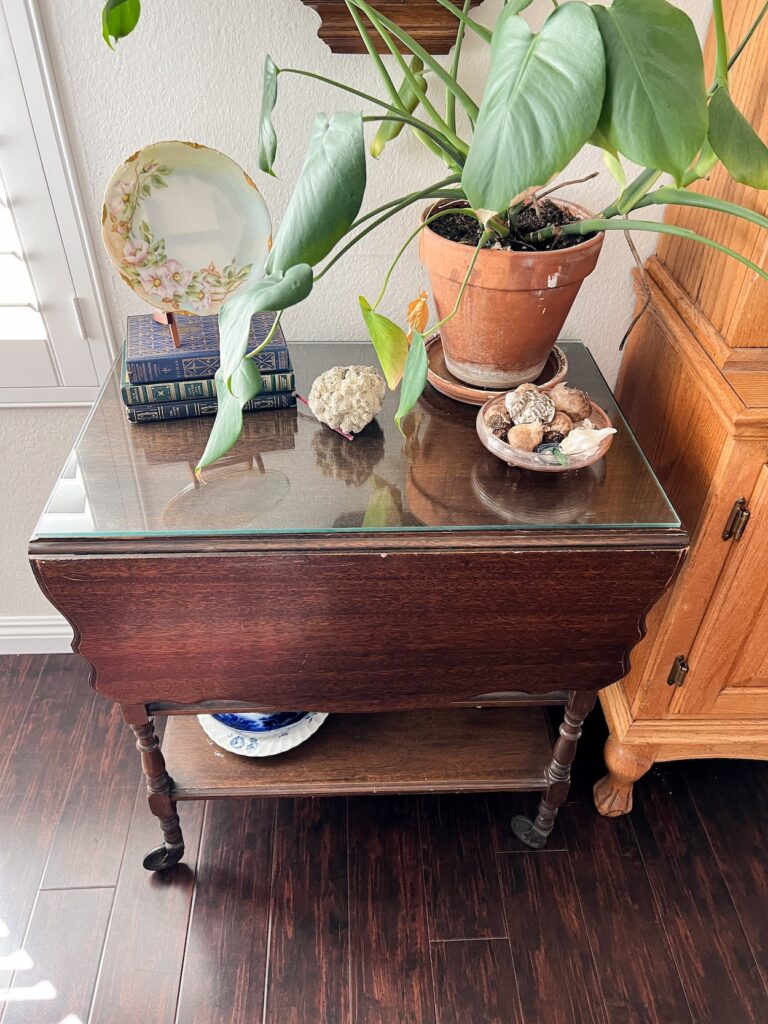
102 0 768 471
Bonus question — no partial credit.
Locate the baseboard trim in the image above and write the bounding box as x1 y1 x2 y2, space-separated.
0 615 74 655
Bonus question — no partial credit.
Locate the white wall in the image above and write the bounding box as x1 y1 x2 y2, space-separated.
3 0 712 636
40 0 712 385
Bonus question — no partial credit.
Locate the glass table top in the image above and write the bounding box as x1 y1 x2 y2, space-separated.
32 341 680 542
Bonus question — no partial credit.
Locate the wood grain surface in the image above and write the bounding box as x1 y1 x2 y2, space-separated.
161 708 552 798
34 546 683 708
1 655 767 1024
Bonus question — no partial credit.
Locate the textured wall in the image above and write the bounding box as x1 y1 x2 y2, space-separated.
5 0 710 623
40 0 710 384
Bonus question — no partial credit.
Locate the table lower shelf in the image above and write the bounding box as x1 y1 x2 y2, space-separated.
162 707 554 799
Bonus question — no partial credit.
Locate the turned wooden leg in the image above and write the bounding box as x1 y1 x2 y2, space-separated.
593 735 655 817
123 707 185 871
512 689 597 850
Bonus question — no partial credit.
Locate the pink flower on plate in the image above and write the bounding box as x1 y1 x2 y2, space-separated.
164 259 193 296
187 279 215 311
108 180 133 219
122 239 149 265
138 264 177 302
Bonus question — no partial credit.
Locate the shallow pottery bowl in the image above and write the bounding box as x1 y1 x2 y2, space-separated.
197 711 328 757
102 140 271 315
426 335 568 406
476 395 614 473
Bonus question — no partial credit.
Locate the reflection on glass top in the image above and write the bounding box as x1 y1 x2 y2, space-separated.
32 341 679 540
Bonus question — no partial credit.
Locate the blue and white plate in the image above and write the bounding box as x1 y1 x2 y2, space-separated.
197 710 328 757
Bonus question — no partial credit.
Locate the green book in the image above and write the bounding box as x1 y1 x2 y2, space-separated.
120 347 294 406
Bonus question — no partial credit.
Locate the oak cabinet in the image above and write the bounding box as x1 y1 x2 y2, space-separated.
593 1 768 814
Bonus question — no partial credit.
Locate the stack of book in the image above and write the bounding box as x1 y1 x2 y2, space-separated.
121 311 296 423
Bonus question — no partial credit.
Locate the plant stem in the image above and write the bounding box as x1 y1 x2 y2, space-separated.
435 0 491 44
728 1 768 70
602 168 662 217
446 0 473 133
523 217 768 279
428 229 492 334
632 186 768 232
362 115 465 166
372 207 477 309
351 175 462 229
712 0 729 87
343 0 407 112
347 0 480 122
355 7 469 153
246 310 284 359
279 68 446 153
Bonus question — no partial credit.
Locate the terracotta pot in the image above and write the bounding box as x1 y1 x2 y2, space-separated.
419 201 604 388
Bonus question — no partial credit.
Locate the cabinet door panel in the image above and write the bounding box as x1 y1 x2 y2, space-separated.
673 464 768 716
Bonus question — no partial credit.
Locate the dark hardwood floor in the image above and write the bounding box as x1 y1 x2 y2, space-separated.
0 653 766 1024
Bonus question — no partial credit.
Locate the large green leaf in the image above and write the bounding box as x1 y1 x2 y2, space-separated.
708 86 768 190
593 0 707 183
258 56 280 176
102 0 140 48
219 264 313 384
395 331 428 434
195 361 265 473
370 57 426 159
267 113 366 274
359 298 409 390
462 2 605 215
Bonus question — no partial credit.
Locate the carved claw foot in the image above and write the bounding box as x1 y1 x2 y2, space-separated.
511 815 549 850
143 841 185 872
594 735 655 818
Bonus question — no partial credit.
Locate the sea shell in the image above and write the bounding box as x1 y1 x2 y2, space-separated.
559 427 616 455
505 384 555 425
550 383 591 422
506 421 544 451
543 411 573 442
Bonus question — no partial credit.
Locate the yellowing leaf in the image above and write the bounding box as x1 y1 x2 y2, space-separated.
406 291 429 342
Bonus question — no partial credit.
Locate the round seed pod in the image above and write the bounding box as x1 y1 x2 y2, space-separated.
506 421 544 451
550 383 591 422
543 411 574 442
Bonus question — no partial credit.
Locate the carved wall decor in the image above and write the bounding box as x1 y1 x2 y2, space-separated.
299 0 483 53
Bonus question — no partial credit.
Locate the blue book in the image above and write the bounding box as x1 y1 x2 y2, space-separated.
127 391 296 423
125 311 289 384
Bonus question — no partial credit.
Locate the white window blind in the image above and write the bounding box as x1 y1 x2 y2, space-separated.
0 0 114 406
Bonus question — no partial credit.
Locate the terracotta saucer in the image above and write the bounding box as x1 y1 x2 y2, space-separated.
425 335 568 406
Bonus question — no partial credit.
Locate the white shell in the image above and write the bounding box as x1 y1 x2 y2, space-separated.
559 427 616 455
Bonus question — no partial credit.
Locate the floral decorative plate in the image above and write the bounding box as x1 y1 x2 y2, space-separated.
197 711 328 757
102 141 271 315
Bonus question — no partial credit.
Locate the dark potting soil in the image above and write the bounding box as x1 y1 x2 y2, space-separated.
429 198 595 252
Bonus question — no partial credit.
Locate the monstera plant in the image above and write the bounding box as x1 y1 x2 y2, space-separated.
102 0 768 472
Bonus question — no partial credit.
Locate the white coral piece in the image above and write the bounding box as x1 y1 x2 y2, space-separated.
308 365 386 435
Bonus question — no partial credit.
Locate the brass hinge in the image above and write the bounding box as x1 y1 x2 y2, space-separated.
722 497 750 541
667 655 689 688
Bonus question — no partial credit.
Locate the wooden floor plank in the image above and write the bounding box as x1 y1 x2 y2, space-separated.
419 794 507 939
349 796 436 1024
430 939 522 1024
175 798 274 1024
0 654 95 990
41 696 140 889
265 797 349 1024
631 766 768 1024
685 759 768 990
565 776 693 1024
88 784 204 1024
498 851 609 1024
1 888 113 1024
0 656 46 786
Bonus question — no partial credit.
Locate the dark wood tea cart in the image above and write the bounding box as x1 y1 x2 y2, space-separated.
30 341 686 871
